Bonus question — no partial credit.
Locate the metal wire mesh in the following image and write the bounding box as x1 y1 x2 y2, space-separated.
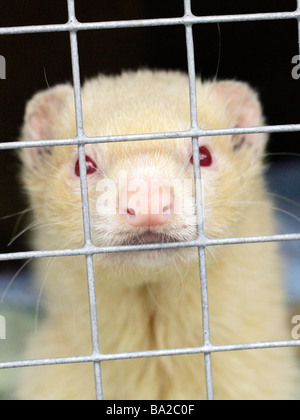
0 0 300 400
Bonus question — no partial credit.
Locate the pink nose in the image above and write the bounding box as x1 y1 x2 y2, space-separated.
121 183 174 227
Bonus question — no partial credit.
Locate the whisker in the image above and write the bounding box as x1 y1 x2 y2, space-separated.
266 192 300 210
208 200 300 226
0 258 33 305
34 236 80 331
8 220 41 247
0 207 35 220
270 206 300 225
266 152 300 159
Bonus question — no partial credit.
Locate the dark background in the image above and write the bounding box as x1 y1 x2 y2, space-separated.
0 0 299 260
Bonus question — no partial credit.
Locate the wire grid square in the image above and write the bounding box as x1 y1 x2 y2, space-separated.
0 0 300 400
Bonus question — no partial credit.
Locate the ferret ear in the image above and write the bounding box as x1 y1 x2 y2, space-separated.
213 81 268 156
21 84 74 166
22 84 74 141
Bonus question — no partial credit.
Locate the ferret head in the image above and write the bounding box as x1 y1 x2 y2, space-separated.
20 70 268 274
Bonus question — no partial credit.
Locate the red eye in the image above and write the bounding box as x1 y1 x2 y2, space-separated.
190 146 212 167
75 155 98 177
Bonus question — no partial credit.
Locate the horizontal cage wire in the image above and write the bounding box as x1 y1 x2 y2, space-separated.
0 0 300 401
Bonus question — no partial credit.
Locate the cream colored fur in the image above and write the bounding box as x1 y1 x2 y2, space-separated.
18 70 296 400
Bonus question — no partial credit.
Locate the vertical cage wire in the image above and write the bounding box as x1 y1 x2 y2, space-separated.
0 0 299 401
184 0 214 400
67 0 103 400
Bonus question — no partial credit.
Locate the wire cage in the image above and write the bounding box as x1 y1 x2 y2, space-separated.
0 0 300 400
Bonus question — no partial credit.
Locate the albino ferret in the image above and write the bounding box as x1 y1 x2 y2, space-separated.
18 70 295 400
